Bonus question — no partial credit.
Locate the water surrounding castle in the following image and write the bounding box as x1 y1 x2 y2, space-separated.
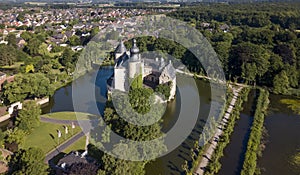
107 39 176 101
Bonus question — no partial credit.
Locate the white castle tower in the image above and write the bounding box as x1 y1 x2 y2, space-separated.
128 39 143 79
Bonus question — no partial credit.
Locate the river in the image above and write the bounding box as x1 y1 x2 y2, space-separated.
216 91 300 175
258 94 300 175
4 67 299 175
217 89 257 175
41 67 216 175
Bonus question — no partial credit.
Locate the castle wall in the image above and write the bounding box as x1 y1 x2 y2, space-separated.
169 77 176 100
114 68 126 91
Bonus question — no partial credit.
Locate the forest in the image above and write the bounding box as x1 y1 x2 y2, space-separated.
166 2 300 96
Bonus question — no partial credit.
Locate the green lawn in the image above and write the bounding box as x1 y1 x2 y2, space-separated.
44 112 98 120
22 122 82 154
63 136 86 153
0 62 24 69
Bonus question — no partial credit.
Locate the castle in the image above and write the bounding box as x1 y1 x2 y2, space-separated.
107 39 176 101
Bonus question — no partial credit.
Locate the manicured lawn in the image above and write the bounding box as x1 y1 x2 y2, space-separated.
44 112 98 120
63 136 87 153
22 122 82 154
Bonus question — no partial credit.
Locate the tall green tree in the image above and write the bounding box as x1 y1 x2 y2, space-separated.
7 33 17 48
7 147 48 175
273 70 290 94
229 42 270 83
16 101 41 134
0 44 17 66
24 38 42 56
2 73 54 104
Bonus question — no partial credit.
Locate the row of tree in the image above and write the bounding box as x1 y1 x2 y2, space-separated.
241 89 270 175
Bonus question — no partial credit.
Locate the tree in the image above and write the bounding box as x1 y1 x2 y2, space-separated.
25 64 35 73
7 33 17 48
5 128 26 146
7 147 48 175
16 101 41 134
128 88 153 115
24 38 42 56
68 35 81 46
155 82 171 100
67 162 99 175
91 27 100 37
2 73 54 104
0 129 5 148
285 65 299 88
21 32 33 42
100 154 145 175
59 48 74 66
273 70 290 94
0 44 17 66
229 42 270 83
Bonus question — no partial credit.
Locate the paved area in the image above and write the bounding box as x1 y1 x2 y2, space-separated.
40 116 80 125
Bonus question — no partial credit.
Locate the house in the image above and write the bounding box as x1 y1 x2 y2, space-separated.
0 40 8 45
201 22 210 28
108 39 176 101
71 46 84 52
73 24 85 30
16 37 26 48
220 24 230 32
0 72 14 90
55 151 98 175
52 33 67 41
64 30 75 39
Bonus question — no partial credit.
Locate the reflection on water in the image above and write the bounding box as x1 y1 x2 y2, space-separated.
145 80 213 175
42 68 114 114
258 94 300 175
1 67 224 175
41 67 216 175
217 90 256 175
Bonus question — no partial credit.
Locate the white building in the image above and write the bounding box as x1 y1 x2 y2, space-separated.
108 39 176 101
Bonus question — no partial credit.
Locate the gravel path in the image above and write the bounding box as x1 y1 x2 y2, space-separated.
194 86 243 175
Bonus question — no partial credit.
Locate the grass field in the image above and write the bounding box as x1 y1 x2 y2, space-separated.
63 136 86 153
22 122 82 154
44 112 98 120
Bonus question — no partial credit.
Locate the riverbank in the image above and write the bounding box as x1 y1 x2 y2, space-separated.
194 85 246 175
217 89 256 175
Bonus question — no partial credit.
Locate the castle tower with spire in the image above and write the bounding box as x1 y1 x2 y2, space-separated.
109 38 176 101
128 39 143 79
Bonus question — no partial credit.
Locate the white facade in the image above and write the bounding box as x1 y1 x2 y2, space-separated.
110 39 177 100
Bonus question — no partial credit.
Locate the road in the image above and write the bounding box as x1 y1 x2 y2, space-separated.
194 86 243 175
40 116 88 165
44 131 85 165
40 116 80 125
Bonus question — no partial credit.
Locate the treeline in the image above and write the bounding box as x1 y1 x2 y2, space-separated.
167 3 300 96
204 87 250 174
170 3 300 29
241 89 270 175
